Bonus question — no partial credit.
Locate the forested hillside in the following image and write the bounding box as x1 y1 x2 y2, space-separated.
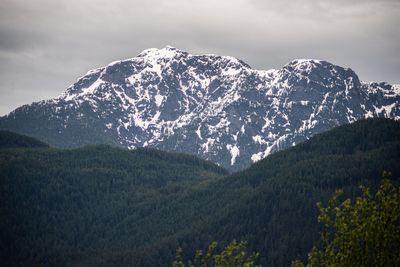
0 139 227 267
1 118 399 267
0 131 49 148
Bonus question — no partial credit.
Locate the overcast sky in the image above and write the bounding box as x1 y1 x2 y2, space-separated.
0 0 399 115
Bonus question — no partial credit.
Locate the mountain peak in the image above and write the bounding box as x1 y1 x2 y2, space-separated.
137 45 187 59
289 58 322 64
283 59 326 71
278 58 361 87
283 58 356 75
164 45 180 51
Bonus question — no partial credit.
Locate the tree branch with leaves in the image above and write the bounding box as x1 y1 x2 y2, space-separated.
293 177 400 267
173 240 260 267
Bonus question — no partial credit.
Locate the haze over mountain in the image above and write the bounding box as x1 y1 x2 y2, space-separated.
0 46 399 170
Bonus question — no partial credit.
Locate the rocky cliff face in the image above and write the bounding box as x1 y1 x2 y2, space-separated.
1 46 399 170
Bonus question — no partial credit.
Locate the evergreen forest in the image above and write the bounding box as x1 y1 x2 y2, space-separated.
0 118 399 266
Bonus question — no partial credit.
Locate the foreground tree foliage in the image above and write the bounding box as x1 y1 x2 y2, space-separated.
173 240 259 267
292 177 400 267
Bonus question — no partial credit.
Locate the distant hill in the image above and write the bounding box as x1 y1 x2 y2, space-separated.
0 140 226 267
0 118 399 267
0 46 399 170
0 130 49 148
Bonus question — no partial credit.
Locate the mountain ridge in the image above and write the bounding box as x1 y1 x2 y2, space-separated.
1 46 399 170
0 130 49 149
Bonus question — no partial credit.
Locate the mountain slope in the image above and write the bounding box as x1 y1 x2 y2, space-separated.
0 137 227 267
1 119 399 267
1 46 399 170
0 131 49 148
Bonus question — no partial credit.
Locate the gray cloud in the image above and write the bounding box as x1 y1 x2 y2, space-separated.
0 0 399 115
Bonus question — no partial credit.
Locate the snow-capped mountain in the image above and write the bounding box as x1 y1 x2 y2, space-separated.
1 46 399 170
